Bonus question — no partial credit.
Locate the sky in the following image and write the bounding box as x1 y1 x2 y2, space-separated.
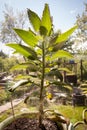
0 0 87 54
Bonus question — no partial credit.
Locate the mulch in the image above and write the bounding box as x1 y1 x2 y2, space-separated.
3 117 63 130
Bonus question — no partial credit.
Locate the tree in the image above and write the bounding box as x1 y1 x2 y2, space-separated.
0 54 18 72
0 51 8 72
7 3 77 129
0 51 7 58
0 4 28 43
76 3 87 41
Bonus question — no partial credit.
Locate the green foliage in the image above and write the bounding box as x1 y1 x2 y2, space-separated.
56 26 77 43
76 3 87 41
50 105 84 124
76 59 87 80
0 51 7 58
82 61 87 80
14 29 39 47
0 102 85 125
7 43 37 58
50 50 73 61
0 55 18 72
41 3 52 36
0 4 27 43
7 4 77 89
0 89 8 105
6 3 77 126
79 81 87 94
27 9 41 32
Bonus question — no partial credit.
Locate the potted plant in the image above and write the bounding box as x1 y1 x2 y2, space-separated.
0 3 77 130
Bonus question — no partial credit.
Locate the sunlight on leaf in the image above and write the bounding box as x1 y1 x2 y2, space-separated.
14 29 39 47
58 67 72 73
41 3 52 35
63 85 72 91
10 64 29 71
50 50 73 61
27 9 41 32
6 43 32 57
56 25 77 43
8 79 29 92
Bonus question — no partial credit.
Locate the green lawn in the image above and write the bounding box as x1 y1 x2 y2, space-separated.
0 101 86 125
49 104 86 124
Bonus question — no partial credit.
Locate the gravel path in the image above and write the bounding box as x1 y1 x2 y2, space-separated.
0 88 39 113
0 98 23 113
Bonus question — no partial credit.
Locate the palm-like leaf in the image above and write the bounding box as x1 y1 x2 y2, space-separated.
13 75 31 81
6 43 37 59
14 29 39 47
8 79 29 92
10 63 38 72
50 50 73 61
27 9 41 32
63 84 72 91
50 81 72 91
49 26 77 52
6 43 31 57
41 3 52 36
10 64 29 71
47 69 63 81
55 25 77 43
58 67 72 73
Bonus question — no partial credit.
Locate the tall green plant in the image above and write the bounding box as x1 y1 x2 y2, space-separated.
6 3 77 128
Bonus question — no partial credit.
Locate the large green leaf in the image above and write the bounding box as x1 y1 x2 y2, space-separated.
50 50 73 61
10 62 38 72
14 28 39 47
6 43 37 58
63 85 72 91
8 79 29 92
50 80 62 86
56 25 77 43
58 67 71 73
41 3 52 35
14 75 31 81
47 69 63 81
10 64 29 71
39 26 48 36
27 9 41 32
50 80 72 91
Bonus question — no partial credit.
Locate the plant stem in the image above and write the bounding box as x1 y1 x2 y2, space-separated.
11 94 18 130
10 94 15 120
39 41 45 127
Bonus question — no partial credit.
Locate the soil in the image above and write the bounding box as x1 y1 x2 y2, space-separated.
3 117 63 130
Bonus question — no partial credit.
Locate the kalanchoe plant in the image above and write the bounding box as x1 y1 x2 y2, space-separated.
6 3 77 129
